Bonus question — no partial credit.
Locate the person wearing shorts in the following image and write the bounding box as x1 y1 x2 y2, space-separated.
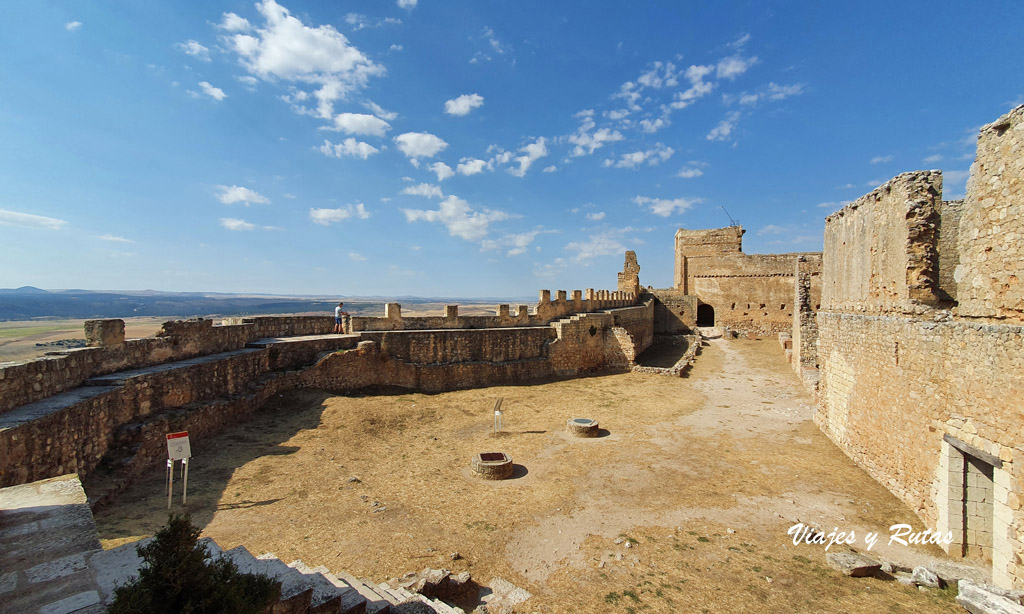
334 302 349 333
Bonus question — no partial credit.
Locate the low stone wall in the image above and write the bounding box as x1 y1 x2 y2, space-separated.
358 327 556 364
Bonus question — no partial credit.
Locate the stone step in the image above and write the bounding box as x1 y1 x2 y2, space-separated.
333 570 392 614
321 572 371 614
287 559 367 614
0 475 105 614
224 546 313 613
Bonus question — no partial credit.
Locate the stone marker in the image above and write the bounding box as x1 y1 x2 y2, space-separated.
825 551 882 577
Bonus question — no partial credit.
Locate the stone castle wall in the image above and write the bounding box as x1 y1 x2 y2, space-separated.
815 105 1024 588
0 298 650 491
674 231 822 335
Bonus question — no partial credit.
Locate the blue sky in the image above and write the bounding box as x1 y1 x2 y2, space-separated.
1 1 1021 298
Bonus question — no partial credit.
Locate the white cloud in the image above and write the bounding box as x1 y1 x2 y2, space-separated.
220 218 255 231
716 54 757 80
0 209 67 230
216 185 269 205
344 13 401 31
402 195 510 242
542 165 557 173
757 224 788 235
729 33 752 48
390 44 403 51
237 75 259 89
923 154 943 164
568 112 624 156
98 234 135 243
586 211 606 221
65 21 82 32
325 112 390 136
444 93 484 116
225 0 384 119
566 229 634 262
401 183 443 199
677 168 703 179
198 81 227 101
943 169 971 197
318 138 380 159
348 252 368 261
640 117 669 133
429 162 455 181
482 229 556 256
397 0 418 8
707 111 741 141
457 158 487 175
636 61 679 89
363 100 397 121
739 82 805 105
870 154 894 164
394 132 448 163
610 143 674 168
177 40 211 61
218 12 251 32
534 257 567 279
509 137 548 177
633 195 700 217
309 203 370 225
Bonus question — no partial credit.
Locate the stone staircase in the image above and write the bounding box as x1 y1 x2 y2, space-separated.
1 475 465 614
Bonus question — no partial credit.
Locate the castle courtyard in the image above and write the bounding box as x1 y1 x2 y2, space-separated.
89 338 975 613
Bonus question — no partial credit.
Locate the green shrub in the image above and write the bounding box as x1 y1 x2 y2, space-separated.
107 514 280 614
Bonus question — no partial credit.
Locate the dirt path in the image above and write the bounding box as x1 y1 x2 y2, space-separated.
93 338 977 613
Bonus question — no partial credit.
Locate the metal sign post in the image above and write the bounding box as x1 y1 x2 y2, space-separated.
493 398 504 435
166 431 192 509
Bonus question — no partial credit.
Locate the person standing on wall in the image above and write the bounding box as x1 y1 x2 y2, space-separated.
334 302 349 334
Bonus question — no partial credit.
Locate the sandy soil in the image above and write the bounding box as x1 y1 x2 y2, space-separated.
92 338 976 613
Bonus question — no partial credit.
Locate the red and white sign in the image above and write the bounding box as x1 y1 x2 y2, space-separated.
166 431 191 460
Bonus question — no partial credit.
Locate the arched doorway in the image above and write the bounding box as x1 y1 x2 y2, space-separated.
696 303 715 326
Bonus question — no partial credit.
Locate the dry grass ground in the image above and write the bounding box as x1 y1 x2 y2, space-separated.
92 339 973 613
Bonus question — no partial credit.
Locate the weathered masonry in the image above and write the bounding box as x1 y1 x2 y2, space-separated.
0 281 652 502
650 225 822 336
815 105 1024 589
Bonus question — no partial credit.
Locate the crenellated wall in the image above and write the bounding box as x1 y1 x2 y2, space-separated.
815 105 1024 589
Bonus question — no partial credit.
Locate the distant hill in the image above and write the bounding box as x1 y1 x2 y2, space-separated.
0 286 50 295
0 288 521 321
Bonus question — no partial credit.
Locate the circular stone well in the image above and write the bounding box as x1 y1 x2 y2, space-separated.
471 452 514 480
567 418 600 437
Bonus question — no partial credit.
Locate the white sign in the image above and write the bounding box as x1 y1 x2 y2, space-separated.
166 431 191 460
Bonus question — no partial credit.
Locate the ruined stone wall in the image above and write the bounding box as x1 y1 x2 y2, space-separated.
816 313 1023 585
821 172 943 312
791 256 819 388
686 252 821 335
0 319 256 414
936 199 963 302
956 107 1024 322
673 226 821 335
650 289 697 334
0 304 647 490
609 301 655 357
815 106 1024 589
